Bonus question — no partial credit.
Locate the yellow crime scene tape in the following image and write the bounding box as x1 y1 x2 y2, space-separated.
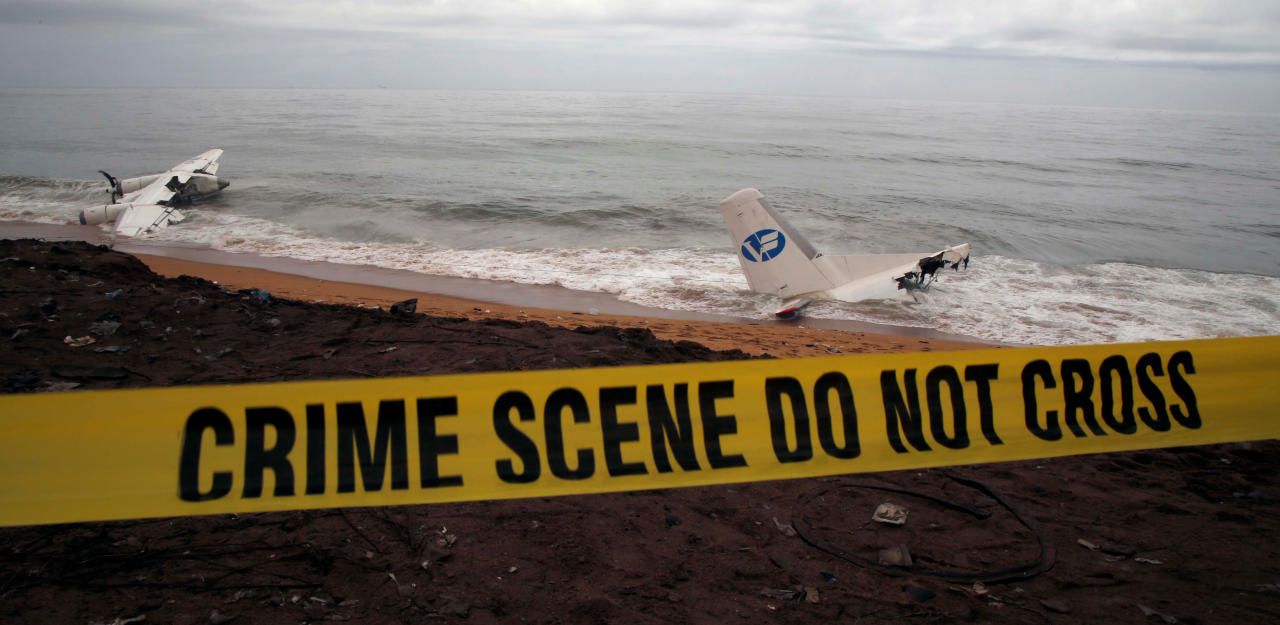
1 335 1277 527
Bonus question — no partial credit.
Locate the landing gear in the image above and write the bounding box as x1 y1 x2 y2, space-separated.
774 298 812 320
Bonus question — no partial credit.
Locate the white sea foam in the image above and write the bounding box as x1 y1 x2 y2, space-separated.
4 193 1277 346
157 208 759 306
150 208 1280 346
803 256 1280 345
0 179 97 225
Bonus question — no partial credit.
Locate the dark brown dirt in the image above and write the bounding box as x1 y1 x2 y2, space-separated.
2 239 1277 625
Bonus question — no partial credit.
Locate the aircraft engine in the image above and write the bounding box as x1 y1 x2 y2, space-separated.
79 204 127 226
171 173 230 202
186 173 229 195
119 174 163 194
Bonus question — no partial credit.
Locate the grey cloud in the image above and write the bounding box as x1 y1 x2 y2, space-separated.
0 0 267 29
529 8 744 30
1108 34 1267 55
0 0 194 27
0 0 1278 112
372 13 489 30
1001 27 1068 43
6 1 1280 65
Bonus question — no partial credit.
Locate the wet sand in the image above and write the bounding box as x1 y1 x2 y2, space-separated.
1 220 987 358
134 253 981 358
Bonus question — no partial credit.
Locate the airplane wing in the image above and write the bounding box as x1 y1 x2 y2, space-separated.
172 148 223 175
127 148 220 205
112 156 201 235
130 171 192 205
97 149 221 236
114 204 183 237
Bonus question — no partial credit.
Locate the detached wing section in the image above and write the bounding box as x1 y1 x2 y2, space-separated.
114 204 184 237
131 171 191 206
95 149 221 237
173 149 223 175
112 171 192 236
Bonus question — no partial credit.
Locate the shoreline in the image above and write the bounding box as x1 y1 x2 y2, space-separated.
1 220 987 357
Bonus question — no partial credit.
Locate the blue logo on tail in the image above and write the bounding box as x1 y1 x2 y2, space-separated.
741 229 786 262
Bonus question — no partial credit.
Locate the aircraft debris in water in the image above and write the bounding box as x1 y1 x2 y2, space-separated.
79 149 229 237
719 188 970 319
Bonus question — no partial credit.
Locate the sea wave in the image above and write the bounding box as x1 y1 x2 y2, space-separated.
3 147 1277 347
145 207 1280 346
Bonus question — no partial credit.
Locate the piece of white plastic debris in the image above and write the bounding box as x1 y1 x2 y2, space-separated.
1138 603 1177 624
64 335 96 347
872 502 908 525
772 517 797 537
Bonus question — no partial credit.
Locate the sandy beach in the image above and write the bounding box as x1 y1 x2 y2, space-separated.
134 252 982 359
2 236 1277 625
1 220 987 358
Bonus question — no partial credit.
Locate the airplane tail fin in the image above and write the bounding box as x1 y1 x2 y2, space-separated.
718 188 835 298
719 189 973 307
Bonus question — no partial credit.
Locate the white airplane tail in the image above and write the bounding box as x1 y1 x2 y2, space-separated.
718 188 971 310
719 188 836 298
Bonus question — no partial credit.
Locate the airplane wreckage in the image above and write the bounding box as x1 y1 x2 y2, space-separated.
74 157 965 320
79 149 229 237
720 188 970 319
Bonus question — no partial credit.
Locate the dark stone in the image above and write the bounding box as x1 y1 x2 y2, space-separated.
903 585 935 602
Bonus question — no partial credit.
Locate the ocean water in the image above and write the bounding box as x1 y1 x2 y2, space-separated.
1 88 1277 345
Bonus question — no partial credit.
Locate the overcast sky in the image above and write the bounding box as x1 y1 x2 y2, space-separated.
2 0 1278 112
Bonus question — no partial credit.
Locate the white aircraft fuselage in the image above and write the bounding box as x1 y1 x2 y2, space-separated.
719 188 971 318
